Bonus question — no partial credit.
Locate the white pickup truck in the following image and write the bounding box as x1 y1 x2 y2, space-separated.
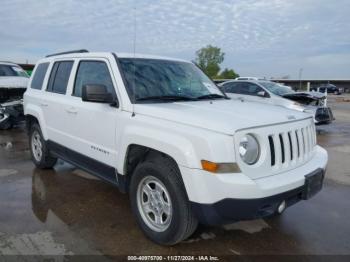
24 50 328 245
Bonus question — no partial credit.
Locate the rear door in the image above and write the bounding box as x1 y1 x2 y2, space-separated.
42 60 74 144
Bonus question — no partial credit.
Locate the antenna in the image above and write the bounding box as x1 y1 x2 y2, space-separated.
131 0 137 117
133 1 137 56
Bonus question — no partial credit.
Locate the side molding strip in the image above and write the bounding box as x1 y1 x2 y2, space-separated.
48 140 120 187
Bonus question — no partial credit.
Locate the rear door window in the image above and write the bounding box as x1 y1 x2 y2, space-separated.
47 61 73 94
31 63 49 90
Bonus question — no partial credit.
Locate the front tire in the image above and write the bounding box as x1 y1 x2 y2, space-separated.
129 155 198 245
29 123 57 169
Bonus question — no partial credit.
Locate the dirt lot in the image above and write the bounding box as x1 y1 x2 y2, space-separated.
0 95 350 260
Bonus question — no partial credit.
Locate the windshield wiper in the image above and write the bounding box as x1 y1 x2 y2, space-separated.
136 95 198 102
196 94 227 100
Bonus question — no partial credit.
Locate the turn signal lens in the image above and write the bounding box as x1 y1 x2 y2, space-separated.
201 160 240 173
201 160 218 172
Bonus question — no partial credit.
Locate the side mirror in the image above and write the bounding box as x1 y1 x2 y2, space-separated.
82 84 116 105
257 91 269 98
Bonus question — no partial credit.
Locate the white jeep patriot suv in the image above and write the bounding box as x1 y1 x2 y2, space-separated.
24 50 328 245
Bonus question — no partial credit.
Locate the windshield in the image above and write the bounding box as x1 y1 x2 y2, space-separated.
118 58 224 103
0 64 29 78
260 82 294 96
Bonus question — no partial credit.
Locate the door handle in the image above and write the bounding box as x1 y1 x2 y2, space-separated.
65 107 78 114
40 103 48 107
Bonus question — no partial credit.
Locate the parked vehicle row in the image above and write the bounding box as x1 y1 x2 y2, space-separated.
219 80 334 125
23 50 328 245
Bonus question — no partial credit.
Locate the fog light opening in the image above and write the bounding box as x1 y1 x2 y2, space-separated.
278 200 286 214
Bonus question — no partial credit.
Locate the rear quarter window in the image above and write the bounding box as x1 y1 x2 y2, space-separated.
31 63 49 90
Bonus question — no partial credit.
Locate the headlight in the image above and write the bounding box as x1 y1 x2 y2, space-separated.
239 134 260 165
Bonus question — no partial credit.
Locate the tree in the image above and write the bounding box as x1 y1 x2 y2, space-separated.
194 45 239 79
195 45 225 78
218 68 239 79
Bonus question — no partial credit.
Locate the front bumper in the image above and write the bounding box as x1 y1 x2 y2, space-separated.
179 146 328 225
191 168 324 225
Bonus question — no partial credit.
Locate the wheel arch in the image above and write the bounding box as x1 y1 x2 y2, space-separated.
121 144 184 193
24 105 48 140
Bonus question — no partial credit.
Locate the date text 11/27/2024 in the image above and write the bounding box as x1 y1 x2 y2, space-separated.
127 256 220 261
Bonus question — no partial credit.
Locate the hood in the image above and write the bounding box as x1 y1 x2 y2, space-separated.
134 99 309 135
282 91 325 105
0 76 29 88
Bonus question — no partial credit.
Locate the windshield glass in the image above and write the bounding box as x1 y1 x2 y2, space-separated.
260 81 294 96
118 58 223 103
0 64 29 78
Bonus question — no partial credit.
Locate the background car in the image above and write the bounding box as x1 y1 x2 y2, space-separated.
219 80 334 124
311 83 342 95
235 76 263 81
0 61 29 129
276 83 293 90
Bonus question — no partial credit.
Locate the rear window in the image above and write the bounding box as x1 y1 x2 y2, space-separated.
31 63 49 90
47 61 73 94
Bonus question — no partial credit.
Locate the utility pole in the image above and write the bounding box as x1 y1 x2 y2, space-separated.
298 68 303 91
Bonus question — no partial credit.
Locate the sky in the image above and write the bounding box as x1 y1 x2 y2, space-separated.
0 0 349 79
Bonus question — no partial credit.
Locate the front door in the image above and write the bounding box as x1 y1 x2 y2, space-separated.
62 59 118 170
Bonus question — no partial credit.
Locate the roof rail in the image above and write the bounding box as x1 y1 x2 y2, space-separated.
45 49 89 58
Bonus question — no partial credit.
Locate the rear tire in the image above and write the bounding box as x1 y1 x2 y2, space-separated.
29 123 57 169
129 155 198 245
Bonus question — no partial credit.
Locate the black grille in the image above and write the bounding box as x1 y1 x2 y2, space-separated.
267 123 315 167
279 134 285 164
268 136 275 166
